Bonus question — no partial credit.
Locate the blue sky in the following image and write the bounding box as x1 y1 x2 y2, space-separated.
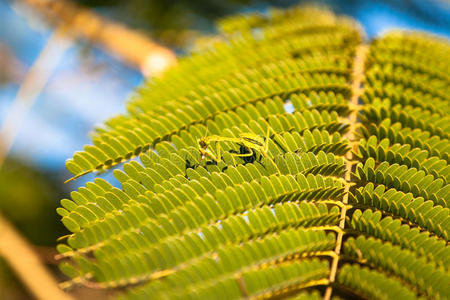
0 0 142 185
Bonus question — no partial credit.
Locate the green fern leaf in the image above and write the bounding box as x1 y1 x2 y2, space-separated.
57 4 450 299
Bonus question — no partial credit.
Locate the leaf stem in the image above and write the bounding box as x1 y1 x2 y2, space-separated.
323 44 369 300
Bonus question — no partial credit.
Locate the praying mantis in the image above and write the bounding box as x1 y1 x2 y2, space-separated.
197 127 286 174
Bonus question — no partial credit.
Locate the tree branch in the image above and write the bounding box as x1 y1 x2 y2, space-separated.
0 214 74 300
18 0 177 76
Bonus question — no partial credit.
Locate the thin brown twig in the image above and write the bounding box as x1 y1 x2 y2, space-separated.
0 215 74 300
323 44 368 300
18 0 177 76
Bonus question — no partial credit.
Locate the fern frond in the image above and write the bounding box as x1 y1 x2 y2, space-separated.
337 264 419 300
354 158 449 207
349 209 449 269
58 4 450 299
355 136 450 183
344 236 449 298
350 182 449 240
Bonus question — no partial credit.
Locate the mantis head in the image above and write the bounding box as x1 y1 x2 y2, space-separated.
198 137 208 149
198 126 211 150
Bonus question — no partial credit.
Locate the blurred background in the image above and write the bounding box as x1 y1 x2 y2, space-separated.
0 0 449 299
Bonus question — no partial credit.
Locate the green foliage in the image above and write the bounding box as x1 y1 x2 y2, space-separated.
57 5 449 299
